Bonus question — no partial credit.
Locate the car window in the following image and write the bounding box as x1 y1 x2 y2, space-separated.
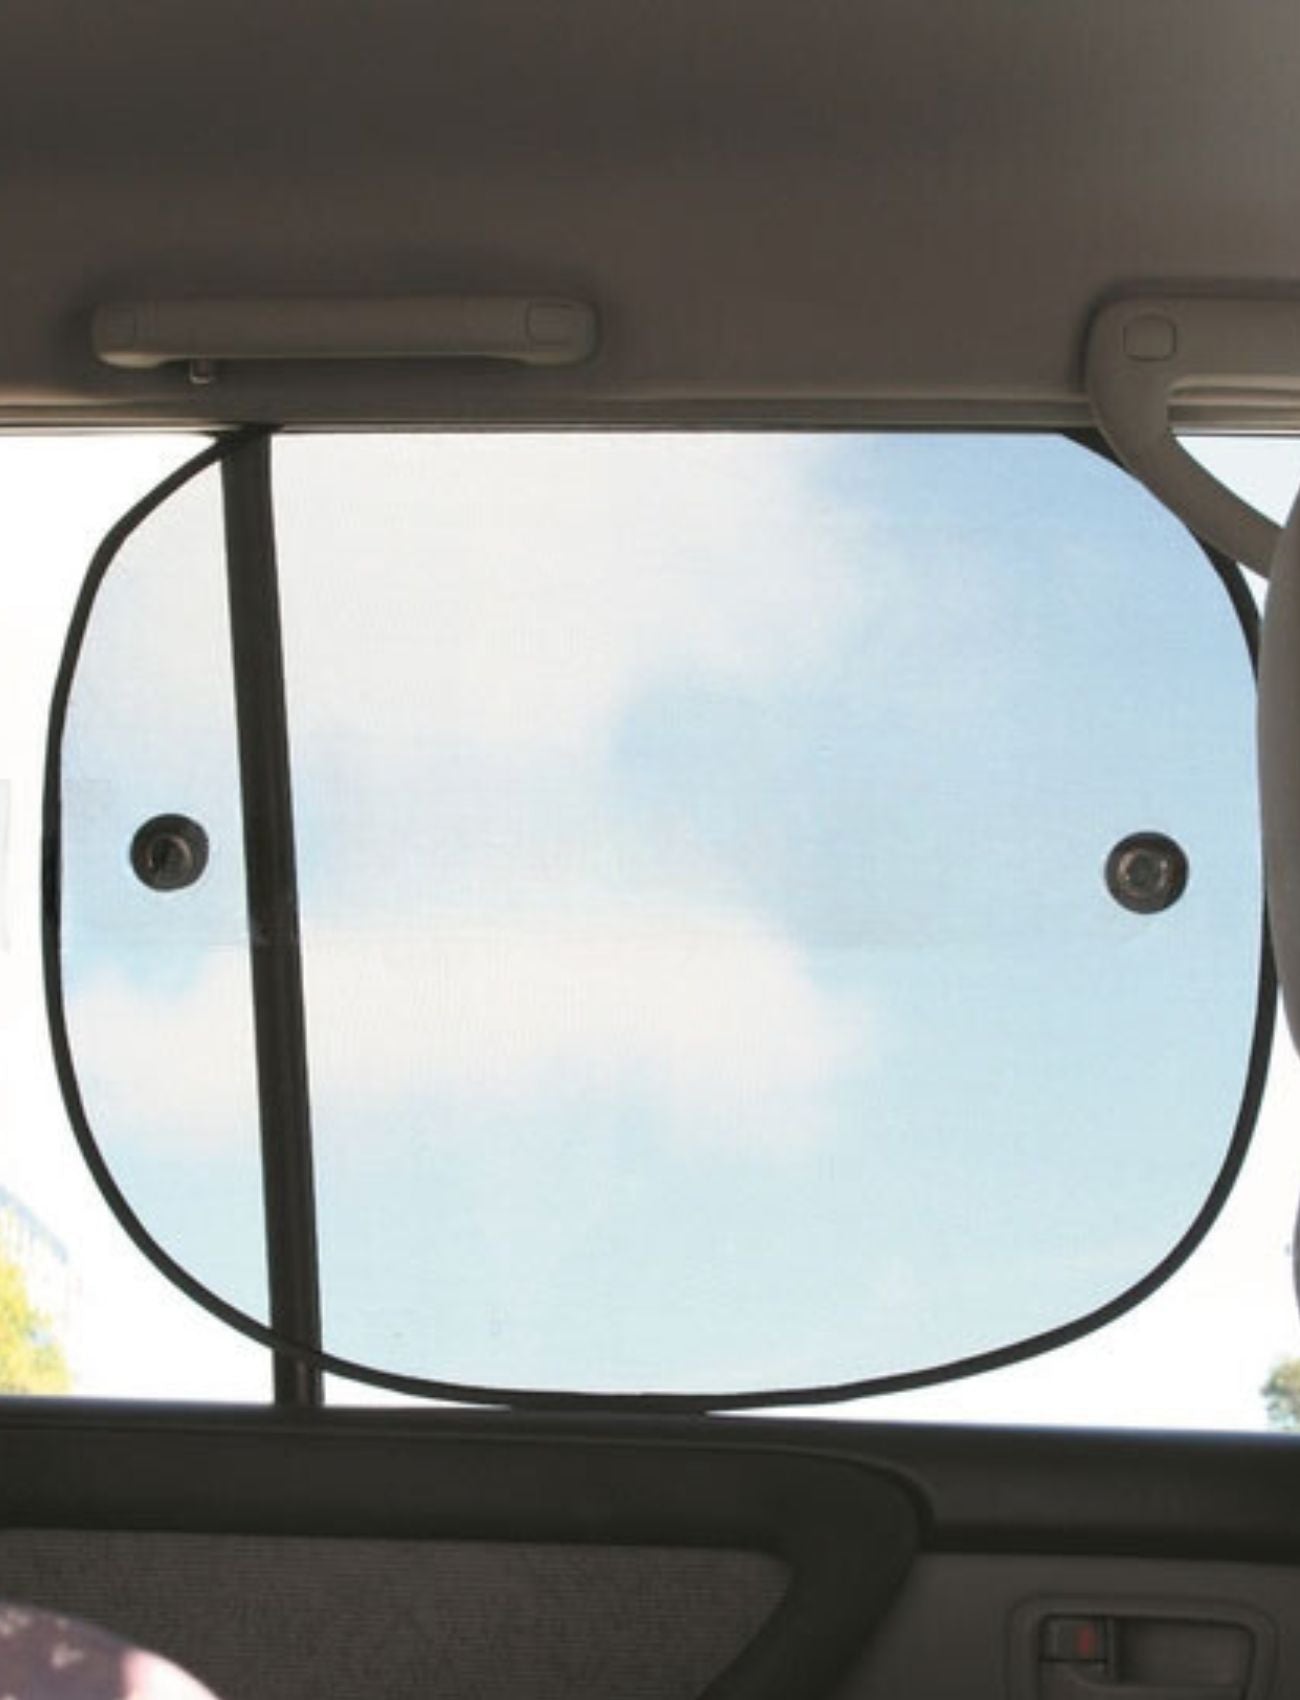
18 428 1281 1413
0 431 1294 1418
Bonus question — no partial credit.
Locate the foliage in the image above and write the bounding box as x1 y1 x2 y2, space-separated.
0 1252 70 1395
1261 1358 1300 1432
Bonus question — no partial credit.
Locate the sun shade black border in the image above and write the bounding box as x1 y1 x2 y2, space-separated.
41 427 1277 1413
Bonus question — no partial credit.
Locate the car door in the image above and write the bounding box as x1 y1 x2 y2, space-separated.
4 4 1300 1700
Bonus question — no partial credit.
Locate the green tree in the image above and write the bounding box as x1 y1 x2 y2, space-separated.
1261 1358 1300 1432
0 1251 70 1395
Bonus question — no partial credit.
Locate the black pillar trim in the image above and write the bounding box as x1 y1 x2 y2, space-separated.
221 435 323 1407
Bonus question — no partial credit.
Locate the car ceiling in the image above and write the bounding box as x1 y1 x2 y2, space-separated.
3 0 1300 426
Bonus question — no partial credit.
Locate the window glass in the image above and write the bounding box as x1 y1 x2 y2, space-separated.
18 430 1286 1412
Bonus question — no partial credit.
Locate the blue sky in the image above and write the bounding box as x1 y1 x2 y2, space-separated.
55 431 1265 1397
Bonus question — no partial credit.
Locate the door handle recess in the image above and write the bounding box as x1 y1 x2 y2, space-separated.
1010 1603 1274 1700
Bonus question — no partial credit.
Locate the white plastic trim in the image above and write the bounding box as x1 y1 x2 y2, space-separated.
1260 487 1300 1052
1085 296 1300 575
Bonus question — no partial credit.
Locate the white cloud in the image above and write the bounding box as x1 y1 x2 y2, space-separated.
273 434 873 757
67 943 260 1152
67 903 866 1154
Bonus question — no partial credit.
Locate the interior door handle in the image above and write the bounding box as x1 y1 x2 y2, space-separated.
1020 1606 1269 1700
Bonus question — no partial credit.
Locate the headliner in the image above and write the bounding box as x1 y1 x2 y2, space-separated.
4 0 1299 425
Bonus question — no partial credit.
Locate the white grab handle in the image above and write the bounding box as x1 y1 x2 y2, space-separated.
1085 296 1300 575
93 295 599 372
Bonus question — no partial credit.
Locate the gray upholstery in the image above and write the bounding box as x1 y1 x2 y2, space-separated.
0 1533 786 1700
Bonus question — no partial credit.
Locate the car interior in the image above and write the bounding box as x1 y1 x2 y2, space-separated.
5 2 1300 1697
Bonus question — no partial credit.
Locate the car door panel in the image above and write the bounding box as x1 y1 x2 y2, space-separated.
0 1407 1298 1700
